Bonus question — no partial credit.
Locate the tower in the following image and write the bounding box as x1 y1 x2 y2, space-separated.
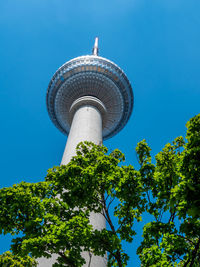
41 38 133 266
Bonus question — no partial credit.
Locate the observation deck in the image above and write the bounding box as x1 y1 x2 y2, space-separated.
46 40 133 139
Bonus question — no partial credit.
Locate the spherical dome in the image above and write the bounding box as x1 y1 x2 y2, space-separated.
46 55 133 140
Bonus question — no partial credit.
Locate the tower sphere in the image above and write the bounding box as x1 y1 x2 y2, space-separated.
47 46 134 139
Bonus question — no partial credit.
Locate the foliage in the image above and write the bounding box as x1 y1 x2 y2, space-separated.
0 114 199 266
0 251 37 267
0 142 143 266
136 114 200 266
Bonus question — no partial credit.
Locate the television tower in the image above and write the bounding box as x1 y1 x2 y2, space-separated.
40 38 133 266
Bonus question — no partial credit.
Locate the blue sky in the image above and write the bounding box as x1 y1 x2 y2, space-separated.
0 0 200 265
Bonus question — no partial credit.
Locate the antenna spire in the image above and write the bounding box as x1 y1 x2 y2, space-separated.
92 37 99 56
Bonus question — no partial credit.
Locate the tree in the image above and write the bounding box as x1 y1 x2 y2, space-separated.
136 114 200 266
0 143 143 267
0 114 199 266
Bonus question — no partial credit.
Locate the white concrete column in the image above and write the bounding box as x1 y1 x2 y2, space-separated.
62 96 107 267
61 96 105 165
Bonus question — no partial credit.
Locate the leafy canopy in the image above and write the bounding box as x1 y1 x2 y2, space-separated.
0 113 199 266
136 114 200 267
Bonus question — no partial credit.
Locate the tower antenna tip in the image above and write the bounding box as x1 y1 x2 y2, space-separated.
92 37 99 56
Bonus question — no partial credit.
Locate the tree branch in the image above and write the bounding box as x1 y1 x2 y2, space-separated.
188 238 200 267
107 197 115 211
58 252 76 267
88 251 92 267
183 238 200 267
101 194 123 267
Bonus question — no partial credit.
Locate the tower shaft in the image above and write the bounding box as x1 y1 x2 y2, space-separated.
61 96 103 164
62 96 107 266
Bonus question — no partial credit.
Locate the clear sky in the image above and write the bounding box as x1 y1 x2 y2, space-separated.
0 0 200 266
